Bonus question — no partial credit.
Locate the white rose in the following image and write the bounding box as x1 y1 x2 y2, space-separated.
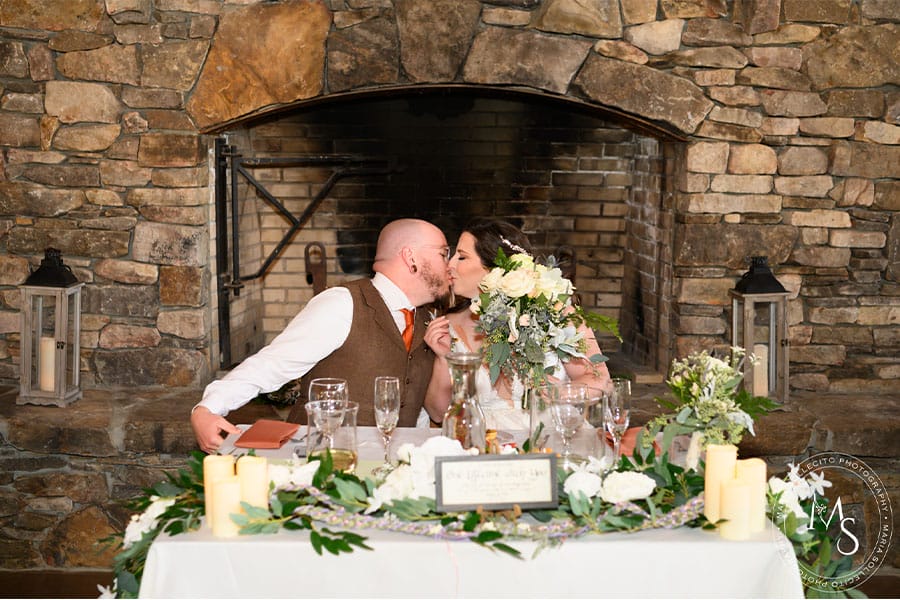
564 470 603 499
499 269 535 298
367 464 415 514
599 471 656 504
510 253 534 269
479 268 504 293
122 497 176 549
684 431 703 471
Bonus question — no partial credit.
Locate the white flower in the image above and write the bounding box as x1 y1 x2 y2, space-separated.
269 459 320 491
509 253 534 270
586 454 611 474
684 431 703 471
507 307 520 342
518 313 531 326
768 477 806 520
367 464 415 513
727 410 755 436
479 268 504 293
786 463 812 500
96 584 115 599
499 268 535 298
499 444 518 455
122 496 176 549
533 265 571 299
808 471 832 496
599 471 656 504
564 470 603 499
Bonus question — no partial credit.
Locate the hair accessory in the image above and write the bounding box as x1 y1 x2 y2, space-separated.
499 236 527 255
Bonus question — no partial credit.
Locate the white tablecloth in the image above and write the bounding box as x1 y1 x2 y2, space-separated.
140 427 804 598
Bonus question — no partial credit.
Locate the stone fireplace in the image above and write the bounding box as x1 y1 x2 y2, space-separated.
0 0 898 587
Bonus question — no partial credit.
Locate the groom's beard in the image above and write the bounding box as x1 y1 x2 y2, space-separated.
420 262 450 305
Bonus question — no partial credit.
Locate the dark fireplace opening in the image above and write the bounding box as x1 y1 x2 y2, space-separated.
217 88 672 374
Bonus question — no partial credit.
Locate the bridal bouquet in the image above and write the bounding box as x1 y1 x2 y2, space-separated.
471 248 618 395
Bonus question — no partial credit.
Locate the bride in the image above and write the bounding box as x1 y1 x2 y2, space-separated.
422 219 611 431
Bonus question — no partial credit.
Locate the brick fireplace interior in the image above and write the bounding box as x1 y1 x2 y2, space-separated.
218 89 672 375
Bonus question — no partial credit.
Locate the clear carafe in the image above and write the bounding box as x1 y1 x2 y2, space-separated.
441 352 486 452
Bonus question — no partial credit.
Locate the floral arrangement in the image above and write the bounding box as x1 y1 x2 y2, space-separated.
102 437 704 598
472 248 619 397
642 348 778 468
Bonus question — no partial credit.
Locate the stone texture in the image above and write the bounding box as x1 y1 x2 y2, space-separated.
593 40 648 64
738 409 817 457
0 0 105 31
778 146 828 175
51 124 121 152
728 143 777 174
784 209 850 228
0 256 29 285
98 324 161 348
48 31 112 52
21 164 99 187
737 67 811 91
83 284 158 318
463 27 592 96
395 0 480 82
831 142 900 179
826 90 885 118
533 0 622 38
188 0 329 130
160 265 204 306
4 398 116 456
803 395 900 457
138 205 207 226
94 258 158 284
784 0 852 24
743 47 802 71
137 134 201 168
861 0 899 19
7 228 129 258
0 113 40 147
573 55 713 134
875 181 900 211
675 278 735 304
100 159 152 187
710 175 772 194
831 230 886 249
0 40 28 77
686 141 729 173
624 19 684 55
652 46 749 69
0 183 84 217
122 392 208 454
678 192 780 213
157 309 205 339
804 25 900 90
44 81 120 124
41 506 117 568
141 39 208 91
774 176 834 197
791 246 851 267
695 121 762 143
799 117 855 138
839 179 876 208
856 121 900 145
92 347 207 387
675 224 797 268
2 92 43 113
14 471 106 504
621 0 657 24
753 24 821 46
327 16 398 93
56 44 140 85
708 106 763 128
738 0 782 36
760 90 827 117
132 222 208 267
682 18 751 47
660 0 709 18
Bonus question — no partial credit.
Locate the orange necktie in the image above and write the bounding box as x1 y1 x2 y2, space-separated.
401 308 414 351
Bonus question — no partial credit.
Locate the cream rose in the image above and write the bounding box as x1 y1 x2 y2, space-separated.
599 471 656 504
564 470 603 499
479 268 504 293
499 268 535 298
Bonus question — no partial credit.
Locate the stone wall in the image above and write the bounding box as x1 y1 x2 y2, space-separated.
0 0 897 390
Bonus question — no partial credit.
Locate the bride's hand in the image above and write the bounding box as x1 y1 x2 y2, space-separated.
424 315 451 356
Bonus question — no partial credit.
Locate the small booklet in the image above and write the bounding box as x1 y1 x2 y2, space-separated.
234 419 300 449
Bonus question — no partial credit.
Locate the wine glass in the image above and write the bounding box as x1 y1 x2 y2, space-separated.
373 376 400 477
548 383 588 469
307 378 348 450
605 378 632 463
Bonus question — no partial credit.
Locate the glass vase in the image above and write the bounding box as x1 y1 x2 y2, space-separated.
526 383 553 452
441 352 486 452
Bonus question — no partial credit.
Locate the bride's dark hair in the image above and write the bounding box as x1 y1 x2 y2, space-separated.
464 218 533 270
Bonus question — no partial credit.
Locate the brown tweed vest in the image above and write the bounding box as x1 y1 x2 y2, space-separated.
286 278 434 427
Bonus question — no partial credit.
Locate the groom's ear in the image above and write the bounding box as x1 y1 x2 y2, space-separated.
400 246 416 272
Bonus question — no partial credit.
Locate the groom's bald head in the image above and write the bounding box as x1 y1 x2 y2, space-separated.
373 218 449 306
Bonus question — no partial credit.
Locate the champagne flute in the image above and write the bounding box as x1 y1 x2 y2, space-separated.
373 376 401 477
548 383 588 469
307 378 348 449
605 378 632 463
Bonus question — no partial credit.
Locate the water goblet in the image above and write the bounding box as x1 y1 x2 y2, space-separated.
305 399 346 452
548 383 588 469
372 376 400 477
605 378 632 463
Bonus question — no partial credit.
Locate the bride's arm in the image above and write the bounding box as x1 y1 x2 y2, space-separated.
423 316 452 422
563 323 611 390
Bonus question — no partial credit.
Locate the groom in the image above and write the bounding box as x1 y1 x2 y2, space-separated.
191 218 452 453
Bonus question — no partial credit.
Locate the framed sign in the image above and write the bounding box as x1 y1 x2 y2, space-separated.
435 453 558 512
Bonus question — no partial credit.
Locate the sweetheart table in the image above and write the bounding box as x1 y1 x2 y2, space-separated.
137 427 804 598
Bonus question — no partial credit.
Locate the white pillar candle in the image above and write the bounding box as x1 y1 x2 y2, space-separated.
704 444 737 523
719 478 752 541
39 336 56 392
237 455 269 510
209 475 242 538
203 455 235 526
736 458 768 533
752 343 768 397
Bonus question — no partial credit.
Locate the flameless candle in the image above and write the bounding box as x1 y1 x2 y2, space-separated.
752 344 768 397
736 458 768 533
39 336 56 392
704 444 737 523
203 455 235 526
209 475 241 538
237 455 269 510
719 478 752 540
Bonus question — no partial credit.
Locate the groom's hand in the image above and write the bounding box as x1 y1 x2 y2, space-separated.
191 406 241 453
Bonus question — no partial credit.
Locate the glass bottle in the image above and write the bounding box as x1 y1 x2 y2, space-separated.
441 352 486 452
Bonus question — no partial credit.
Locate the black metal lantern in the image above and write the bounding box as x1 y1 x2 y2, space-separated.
729 257 789 402
19 249 83 406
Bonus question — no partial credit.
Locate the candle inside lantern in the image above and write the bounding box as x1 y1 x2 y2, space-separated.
752 343 768 397
704 444 737 523
719 478 752 540
736 458 768 533
39 336 56 392
203 455 235 526
237 455 269 510
209 475 241 538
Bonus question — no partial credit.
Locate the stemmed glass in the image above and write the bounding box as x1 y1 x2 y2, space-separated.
548 383 588 469
372 376 400 477
605 377 631 463
307 378 348 450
